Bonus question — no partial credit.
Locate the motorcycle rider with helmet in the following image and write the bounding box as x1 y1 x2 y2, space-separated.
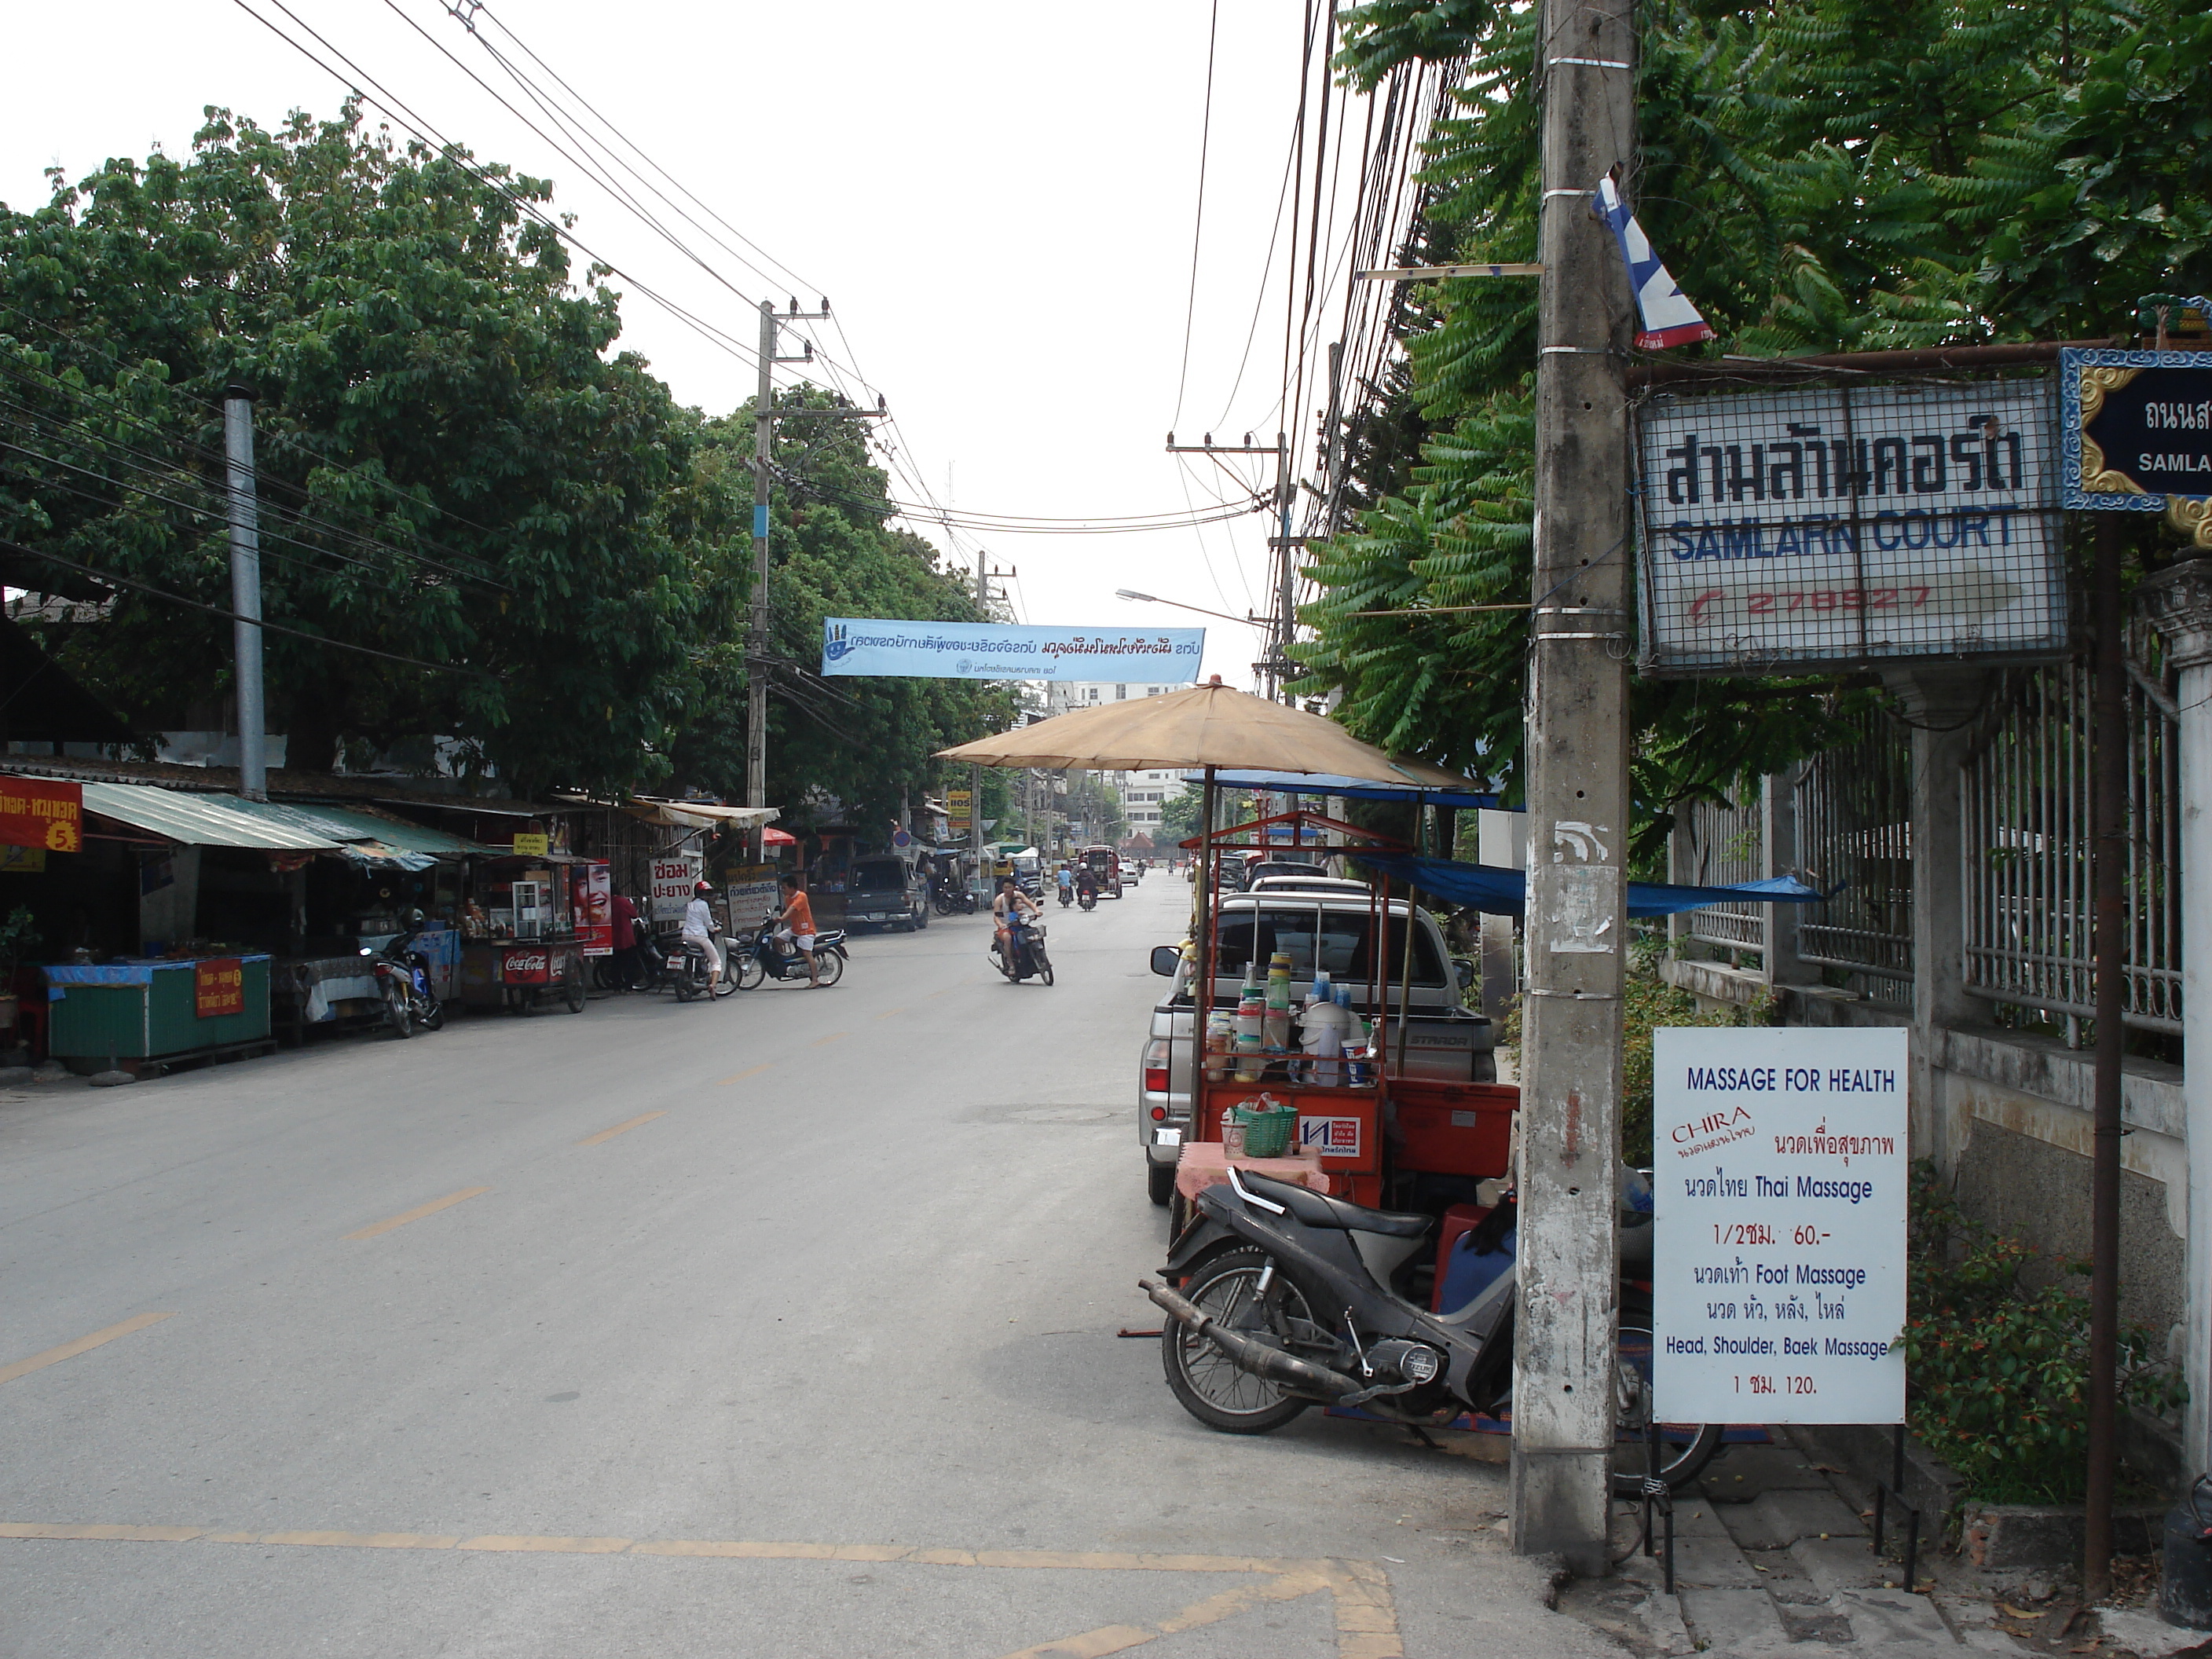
682 880 723 992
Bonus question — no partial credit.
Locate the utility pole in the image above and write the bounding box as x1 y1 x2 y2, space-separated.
743 298 884 858
222 384 267 802
970 552 1015 893
1511 0 1635 1571
1163 433 1284 694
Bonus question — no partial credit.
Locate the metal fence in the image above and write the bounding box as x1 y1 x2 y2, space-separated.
1796 709 1915 1004
1674 793 1765 956
1961 635 2181 1036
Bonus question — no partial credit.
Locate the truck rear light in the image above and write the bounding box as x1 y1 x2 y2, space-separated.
1150 1104 1167 1121
1144 1037 1171 1095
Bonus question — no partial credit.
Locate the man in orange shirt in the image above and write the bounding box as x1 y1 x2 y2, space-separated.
778 873 824 987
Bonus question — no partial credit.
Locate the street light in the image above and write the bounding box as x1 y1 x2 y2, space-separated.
1115 589 1264 628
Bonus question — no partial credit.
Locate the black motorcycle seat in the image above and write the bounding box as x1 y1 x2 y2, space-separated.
1240 1173 1432 1238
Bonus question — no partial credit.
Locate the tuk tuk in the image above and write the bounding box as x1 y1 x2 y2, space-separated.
1075 845 1122 899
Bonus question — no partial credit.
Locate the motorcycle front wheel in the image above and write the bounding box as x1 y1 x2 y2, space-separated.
1035 949 1054 987
734 953 767 991
421 997 446 1032
1161 1247 1317 1434
1612 1324 1726 1494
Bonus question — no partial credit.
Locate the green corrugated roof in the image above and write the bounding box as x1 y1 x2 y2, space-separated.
81 782 342 852
218 797 494 859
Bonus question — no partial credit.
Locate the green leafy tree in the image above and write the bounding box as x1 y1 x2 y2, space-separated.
1300 0 2212 844
0 104 695 796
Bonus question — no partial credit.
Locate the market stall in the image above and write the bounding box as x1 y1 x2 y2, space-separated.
455 854 592 1013
44 954 274 1071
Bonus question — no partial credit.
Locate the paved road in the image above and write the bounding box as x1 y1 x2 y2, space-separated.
0 881 1610 1658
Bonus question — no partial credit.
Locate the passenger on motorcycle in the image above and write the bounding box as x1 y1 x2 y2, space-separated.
778 873 824 987
993 875 1041 959
682 881 723 991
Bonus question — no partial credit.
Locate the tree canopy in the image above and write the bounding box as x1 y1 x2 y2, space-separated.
0 104 1010 819
1296 0 2212 851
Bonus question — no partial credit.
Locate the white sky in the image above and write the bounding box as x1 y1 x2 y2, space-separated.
0 1 1381 690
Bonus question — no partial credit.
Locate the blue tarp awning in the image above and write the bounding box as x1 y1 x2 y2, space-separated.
1359 851 1830 918
1181 769 1503 810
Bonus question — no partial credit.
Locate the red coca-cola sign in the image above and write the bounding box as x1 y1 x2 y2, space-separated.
501 949 551 983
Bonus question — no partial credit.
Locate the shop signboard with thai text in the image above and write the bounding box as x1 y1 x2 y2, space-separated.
1652 1027 1907 1425
820 618 1203 681
725 880 779 932
2060 339 2212 551
1636 380 2064 673
0 777 81 853
650 855 701 923
194 957 245 1019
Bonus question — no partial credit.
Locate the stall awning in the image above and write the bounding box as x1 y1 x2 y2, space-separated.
81 782 342 852
1182 769 1503 810
627 797 782 831
1359 851 1833 918
218 798 499 871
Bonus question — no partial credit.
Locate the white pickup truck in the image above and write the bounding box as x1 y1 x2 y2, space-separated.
1136 892 1495 1204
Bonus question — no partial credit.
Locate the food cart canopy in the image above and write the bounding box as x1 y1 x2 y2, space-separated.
628 797 783 832
1359 851 1833 918
219 797 499 870
81 782 342 852
936 679 1469 789
1183 768 1503 809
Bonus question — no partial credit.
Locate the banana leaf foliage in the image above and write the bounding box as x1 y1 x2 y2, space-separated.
1297 0 2212 855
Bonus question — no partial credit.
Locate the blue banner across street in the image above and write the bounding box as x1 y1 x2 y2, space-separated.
820 618 1204 680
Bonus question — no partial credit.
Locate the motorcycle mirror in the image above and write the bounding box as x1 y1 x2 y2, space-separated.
1148 945 1180 977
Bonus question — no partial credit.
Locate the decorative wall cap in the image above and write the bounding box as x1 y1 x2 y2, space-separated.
2139 559 2212 668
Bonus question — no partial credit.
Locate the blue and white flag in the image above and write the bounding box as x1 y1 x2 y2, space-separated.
1592 172 1715 350
821 618 1204 680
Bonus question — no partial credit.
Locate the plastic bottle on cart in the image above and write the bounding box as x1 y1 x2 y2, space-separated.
1263 950 1294 1050
1203 1009 1233 1080
1339 987 1372 1085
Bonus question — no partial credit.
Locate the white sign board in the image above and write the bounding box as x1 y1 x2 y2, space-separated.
1637 379 2064 674
724 879 779 932
1652 1027 1907 1425
650 855 702 924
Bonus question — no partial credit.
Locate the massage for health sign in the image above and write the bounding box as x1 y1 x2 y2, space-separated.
1651 1027 1907 1425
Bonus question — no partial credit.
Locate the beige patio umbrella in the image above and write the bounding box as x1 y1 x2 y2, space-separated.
935 677 1469 788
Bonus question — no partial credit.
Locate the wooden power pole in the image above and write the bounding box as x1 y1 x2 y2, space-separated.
1511 0 1636 1570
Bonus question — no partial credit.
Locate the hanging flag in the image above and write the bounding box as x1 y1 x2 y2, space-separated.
1592 172 1715 350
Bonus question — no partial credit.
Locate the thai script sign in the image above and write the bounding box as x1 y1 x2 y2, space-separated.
650 855 701 923
1637 379 2065 673
820 619 1203 681
725 879 779 932
1652 1027 1906 1425
193 957 245 1019
0 777 82 853
2061 342 2212 550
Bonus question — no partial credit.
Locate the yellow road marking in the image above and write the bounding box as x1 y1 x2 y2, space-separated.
576 1111 665 1147
873 1007 908 1020
0 1523 1401 1656
810 1031 848 1046
343 1187 489 1240
716 1064 774 1085
0 1313 174 1387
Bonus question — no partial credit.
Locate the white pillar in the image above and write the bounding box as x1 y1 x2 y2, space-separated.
2142 562 2212 1473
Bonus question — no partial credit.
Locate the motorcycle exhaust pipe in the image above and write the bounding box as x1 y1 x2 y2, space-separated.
1139 1274 1357 1401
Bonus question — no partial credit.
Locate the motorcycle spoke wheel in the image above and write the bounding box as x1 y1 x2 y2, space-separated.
384 987 412 1039
1610 1324 1725 1493
812 950 844 988
1160 1248 1316 1434
734 955 766 991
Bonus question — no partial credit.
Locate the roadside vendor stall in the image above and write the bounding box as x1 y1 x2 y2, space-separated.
456 853 591 1013
44 954 274 1071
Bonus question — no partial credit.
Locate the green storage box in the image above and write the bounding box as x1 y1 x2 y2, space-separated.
44 957 273 1060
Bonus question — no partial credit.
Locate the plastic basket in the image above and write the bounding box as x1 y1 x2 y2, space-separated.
1233 1100 1297 1159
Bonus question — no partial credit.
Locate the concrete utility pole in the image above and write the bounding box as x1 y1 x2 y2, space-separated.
1511 0 1635 1571
222 384 268 802
745 298 833 845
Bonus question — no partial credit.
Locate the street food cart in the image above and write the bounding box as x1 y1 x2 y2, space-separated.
456 855 589 1013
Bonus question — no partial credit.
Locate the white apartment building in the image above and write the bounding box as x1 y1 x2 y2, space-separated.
1119 767 1189 836
1042 680 1178 718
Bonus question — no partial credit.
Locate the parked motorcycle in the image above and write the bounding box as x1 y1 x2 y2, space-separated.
368 934 443 1038
655 936 738 1002
991 915 1053 985
731 924 848 990
932 877 977 917
1141 1170 1721 1495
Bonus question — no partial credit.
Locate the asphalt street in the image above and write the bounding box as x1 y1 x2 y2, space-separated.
0 879 1614 1659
